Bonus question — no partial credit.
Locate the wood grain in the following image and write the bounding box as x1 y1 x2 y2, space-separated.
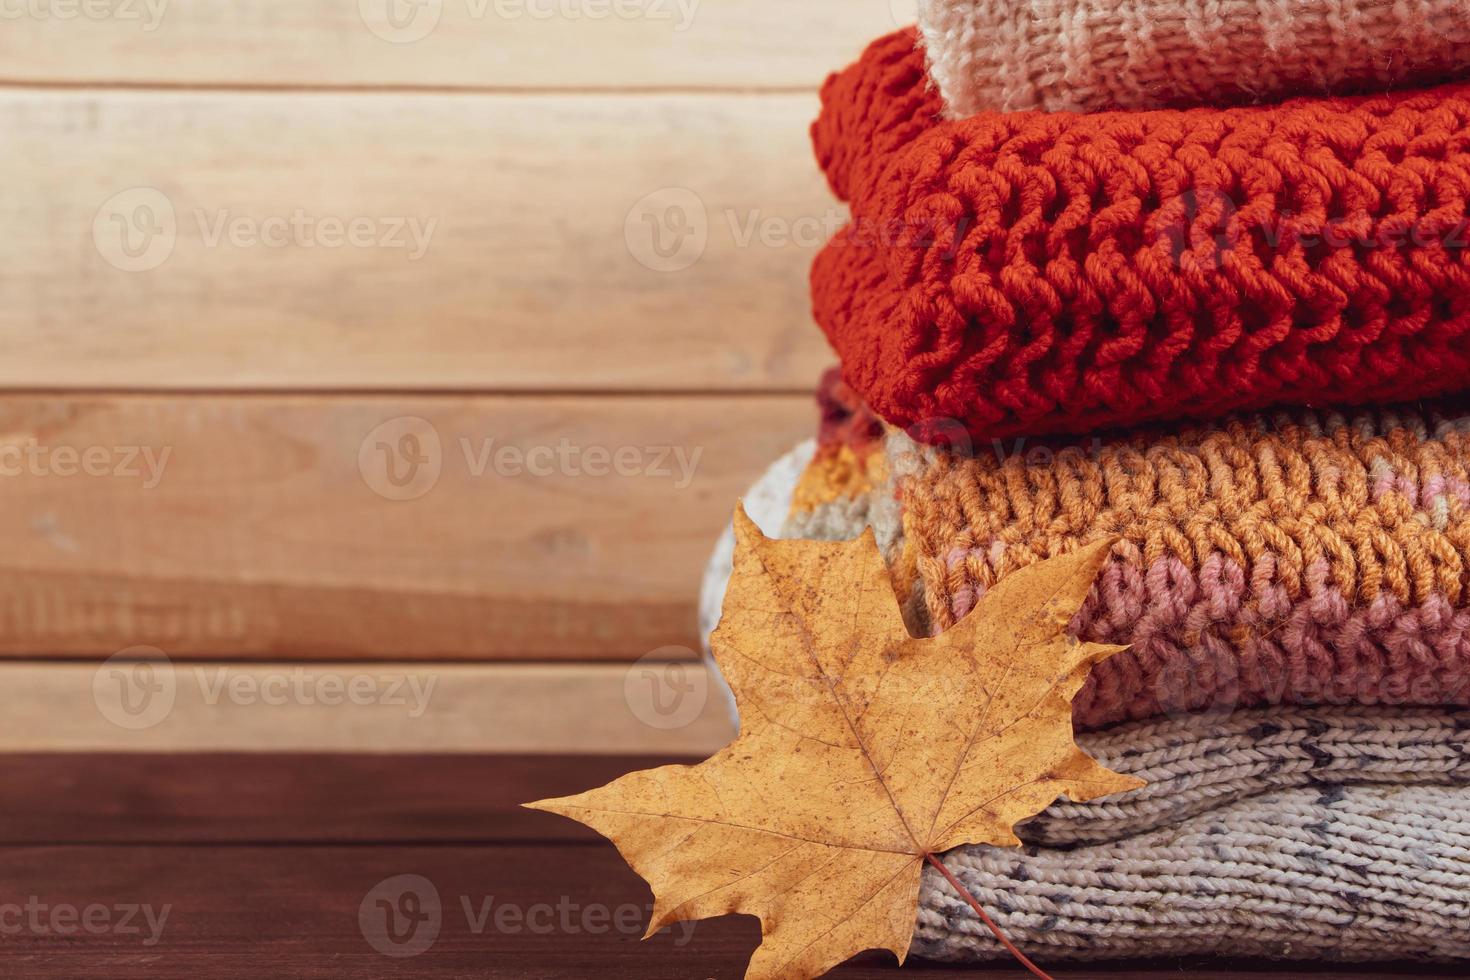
0 1 913 89
0 394 809 659
1 90 838 391
0 754 693 843
0 662 736 753
0 841 1440 978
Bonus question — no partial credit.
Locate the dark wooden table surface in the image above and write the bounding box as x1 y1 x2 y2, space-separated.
0 754 1458 978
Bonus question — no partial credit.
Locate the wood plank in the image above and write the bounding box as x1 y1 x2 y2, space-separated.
0 844 1438 978
0 663 736 753
1 90 837 391
0 754 1450 976
0 754 695 843
0 394 810 659
0 1 914 89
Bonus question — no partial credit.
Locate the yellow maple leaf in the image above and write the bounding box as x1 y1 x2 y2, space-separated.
527 506 1144 979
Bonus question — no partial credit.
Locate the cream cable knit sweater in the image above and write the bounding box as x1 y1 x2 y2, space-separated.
917 0 1470 115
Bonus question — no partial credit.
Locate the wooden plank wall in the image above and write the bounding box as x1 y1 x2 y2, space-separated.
0 1 918 750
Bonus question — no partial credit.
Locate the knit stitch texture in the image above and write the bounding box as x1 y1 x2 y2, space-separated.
893 400 1470 727
917 783 1470 961
709 384 1470 728
1021 705 1470 846
917 0 1470 116
697 435 1470 960
811 29 1470 443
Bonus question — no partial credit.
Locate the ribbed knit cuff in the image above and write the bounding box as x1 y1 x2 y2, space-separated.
917 0 1470 116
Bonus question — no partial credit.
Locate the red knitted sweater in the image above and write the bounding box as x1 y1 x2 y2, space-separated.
811 29 1470 442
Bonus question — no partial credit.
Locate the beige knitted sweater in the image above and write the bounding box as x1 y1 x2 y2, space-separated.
917 0 1470 115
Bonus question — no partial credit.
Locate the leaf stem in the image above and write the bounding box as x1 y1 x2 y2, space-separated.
922 852 1054 980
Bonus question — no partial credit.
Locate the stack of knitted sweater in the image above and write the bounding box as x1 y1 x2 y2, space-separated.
701 1 1470 965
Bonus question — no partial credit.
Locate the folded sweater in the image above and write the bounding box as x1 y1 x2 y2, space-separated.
700 427 1470 962
812 30 1470 444
917 0 1470 116
705 381 1470 730
917 782 1470 962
